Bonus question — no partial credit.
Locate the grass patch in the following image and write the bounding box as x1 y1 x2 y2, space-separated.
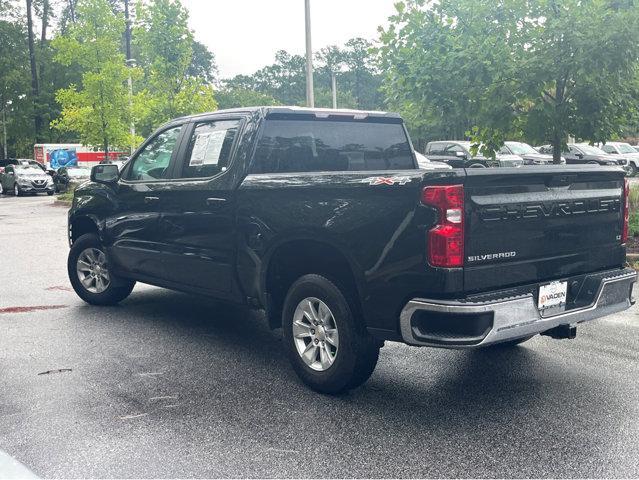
55 182 82 203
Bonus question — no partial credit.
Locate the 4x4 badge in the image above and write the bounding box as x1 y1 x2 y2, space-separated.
362 176 412 186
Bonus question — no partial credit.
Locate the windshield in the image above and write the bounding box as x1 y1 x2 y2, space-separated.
616 143 637 154
505 142 537 155
66 168 90 177
14 165 43 173
576 144 607 155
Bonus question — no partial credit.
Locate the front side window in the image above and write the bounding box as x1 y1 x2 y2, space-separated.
126 126 182 181
427 142 445 155
179 120 240 179
602 145 616 154
446 144 466 154
250 118 415 174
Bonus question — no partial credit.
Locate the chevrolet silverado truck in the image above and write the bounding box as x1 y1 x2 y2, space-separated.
67 107 636 394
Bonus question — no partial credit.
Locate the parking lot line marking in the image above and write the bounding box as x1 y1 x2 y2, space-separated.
0 305 67 314
119 413 149 420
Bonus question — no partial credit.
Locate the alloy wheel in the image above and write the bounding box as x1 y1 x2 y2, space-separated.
292 297 339 371
76 247 111 294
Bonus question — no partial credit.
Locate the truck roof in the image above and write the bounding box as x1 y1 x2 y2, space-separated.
172 106 401 123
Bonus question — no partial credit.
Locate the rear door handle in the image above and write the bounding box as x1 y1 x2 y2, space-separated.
206 197 226 206
144 196 160 204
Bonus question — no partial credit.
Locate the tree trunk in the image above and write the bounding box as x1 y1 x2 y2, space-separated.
26 0 42 139
68 0 77 23
552 78 566 164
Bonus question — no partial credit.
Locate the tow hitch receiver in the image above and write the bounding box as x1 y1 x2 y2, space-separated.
541 324 577 340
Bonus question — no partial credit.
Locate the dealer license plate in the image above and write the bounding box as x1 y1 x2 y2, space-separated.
538 281 568 310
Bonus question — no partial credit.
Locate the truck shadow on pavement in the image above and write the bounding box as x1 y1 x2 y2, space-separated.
71 286 627 476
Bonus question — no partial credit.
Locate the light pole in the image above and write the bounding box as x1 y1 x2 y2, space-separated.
304 0 314 108
331 72 337 109
1 100 11 160
125 58 136 155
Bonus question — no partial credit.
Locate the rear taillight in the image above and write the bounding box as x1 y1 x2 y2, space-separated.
421 185 464 268
622 178 629 243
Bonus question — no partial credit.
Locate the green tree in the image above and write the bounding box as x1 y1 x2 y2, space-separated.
215 87 280 110
187 40 218 84
518 0 639 162
52 0 139 156
134 0 217 135
0 14 32 158
379 0 639 160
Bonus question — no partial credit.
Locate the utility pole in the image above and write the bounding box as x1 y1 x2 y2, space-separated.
2 105 7 160
124 0 135 155
126 59 136 155
331 72 337 109
124 0 132 61
304 0 314 108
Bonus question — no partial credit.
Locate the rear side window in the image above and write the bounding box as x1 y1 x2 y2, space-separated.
250 119 415 174
179 120 240 179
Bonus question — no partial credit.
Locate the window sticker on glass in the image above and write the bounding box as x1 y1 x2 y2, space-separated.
189 130 227 166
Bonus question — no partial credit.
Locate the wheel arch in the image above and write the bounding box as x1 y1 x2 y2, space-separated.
261 235 364 330
69 215 102 245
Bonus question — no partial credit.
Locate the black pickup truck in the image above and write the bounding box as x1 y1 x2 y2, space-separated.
67 107 636 394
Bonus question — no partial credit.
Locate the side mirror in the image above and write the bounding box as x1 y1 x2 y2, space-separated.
455 151 467 159
91 164 119 184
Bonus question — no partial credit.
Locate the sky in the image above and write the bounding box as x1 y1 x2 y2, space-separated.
181 0 397 79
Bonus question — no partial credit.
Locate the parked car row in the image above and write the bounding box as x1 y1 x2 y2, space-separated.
0 162 92 196
0 164 55 196
420 140 637 174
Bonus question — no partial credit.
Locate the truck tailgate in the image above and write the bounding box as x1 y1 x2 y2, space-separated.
463 166 626 292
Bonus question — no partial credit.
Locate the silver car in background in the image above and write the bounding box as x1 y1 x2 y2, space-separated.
0 164 54 196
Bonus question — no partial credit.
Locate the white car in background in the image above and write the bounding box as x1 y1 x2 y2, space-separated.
415 151 452 170
599 142 639 175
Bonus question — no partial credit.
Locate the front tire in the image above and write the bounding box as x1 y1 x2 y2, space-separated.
68 233 135 305
282 274 380 394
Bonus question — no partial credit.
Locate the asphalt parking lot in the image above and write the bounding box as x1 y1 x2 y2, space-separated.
1 195 639 478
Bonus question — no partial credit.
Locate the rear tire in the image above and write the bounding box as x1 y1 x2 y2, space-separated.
68 233 135 306
282 274 380 394
14 184 21 196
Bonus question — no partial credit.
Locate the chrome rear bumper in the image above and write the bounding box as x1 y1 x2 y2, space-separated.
400 268 636 348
